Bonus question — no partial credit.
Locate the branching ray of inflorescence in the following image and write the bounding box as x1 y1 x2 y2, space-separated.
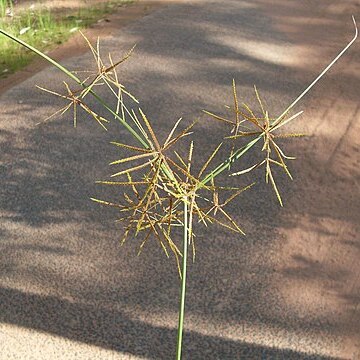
201 16 358 205
0 17 357 261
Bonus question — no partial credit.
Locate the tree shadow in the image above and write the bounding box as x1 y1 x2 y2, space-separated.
0 286 341 360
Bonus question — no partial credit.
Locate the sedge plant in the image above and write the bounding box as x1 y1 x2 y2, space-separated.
0 16 357 359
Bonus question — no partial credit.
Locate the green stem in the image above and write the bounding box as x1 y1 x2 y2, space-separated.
176 198 188 360
200 17 358 186
0 28 179 186
200 135 261 186
0 28 148 148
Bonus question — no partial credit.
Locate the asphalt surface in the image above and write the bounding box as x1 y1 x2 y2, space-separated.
0 0 359 359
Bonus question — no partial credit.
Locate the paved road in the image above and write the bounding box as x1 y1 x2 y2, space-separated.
0 0 359 359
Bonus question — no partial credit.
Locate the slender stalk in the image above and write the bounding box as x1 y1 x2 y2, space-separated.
176 198 188 360
2 20 357 190
200 16 358 187
0 28 148 147
200 135 262 186
273 16 357 126
0 28 179 185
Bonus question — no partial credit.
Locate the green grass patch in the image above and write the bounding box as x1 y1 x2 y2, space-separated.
0 0 133 78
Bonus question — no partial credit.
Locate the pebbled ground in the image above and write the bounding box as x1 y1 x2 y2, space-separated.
0 0 359 359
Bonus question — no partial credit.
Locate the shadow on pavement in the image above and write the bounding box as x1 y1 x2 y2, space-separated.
0 0 359 358
0 286 342 360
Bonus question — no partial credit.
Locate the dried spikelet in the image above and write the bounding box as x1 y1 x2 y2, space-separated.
205 84 305 205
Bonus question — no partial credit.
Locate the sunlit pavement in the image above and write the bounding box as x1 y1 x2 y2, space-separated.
0 0 359 359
